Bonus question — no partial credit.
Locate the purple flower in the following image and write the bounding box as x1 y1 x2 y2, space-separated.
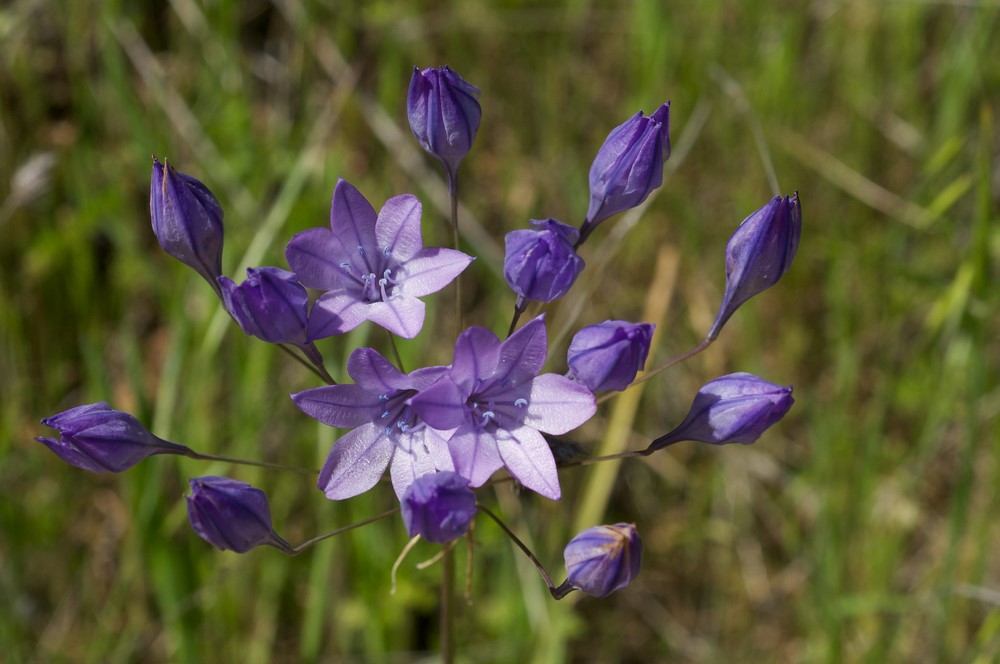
407 66 482 184
708 194 801 340
186 476 292 554
503 219 585 304
150 157 224 292
581 103 671 239
567 320 655 392
401 471 478 543
36 402 189 473
286 179 474 340
410 316 596 499
292 348 456 500
561 523 642 598
648 372 794 451
218 267 310 345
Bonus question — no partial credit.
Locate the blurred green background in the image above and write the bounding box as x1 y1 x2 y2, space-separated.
1 0 998 662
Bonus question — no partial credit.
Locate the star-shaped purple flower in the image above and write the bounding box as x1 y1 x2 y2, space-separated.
410 316 596 500
292 348 456 500
286 179 474 339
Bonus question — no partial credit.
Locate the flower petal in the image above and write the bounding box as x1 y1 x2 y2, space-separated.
307 291 368 340
409 377 469 430
496 426 561 500
376 194 423 262
401 248 475 298
329 179 378 262
447 426 503 486
285 227 353 290
347 348 411 393
451 326 501 388
365 297 426 339
389 427 455 499
524 373 597 435
494 315 548 386
291 384 381 428
317 424 394 500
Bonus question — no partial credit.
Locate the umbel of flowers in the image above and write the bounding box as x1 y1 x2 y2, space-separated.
38 64 801 627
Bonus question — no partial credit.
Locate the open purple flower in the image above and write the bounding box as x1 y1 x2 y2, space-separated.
648 372 794 451
37 402 190 473
286 179 473 339
707 194 801 340
186 476 293 554
401 471 477 543
150 157 225 292
292 348 456 500
410 316 596 499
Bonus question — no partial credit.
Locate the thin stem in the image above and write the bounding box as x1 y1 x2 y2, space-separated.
477 503 568 599
574 219 594 250
449 174 463 338
441 544 455 664
182 449 318 475
303 342 337 384
596 336 713 406
288 507 400 555
507 297 527 338
278 343 332 384
386 330 405 373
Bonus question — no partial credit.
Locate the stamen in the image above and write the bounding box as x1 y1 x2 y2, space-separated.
383 246 391 256
514 398 528 408
358 245 366 258
379 394 390 402
339 262 352 272
381 410 391 419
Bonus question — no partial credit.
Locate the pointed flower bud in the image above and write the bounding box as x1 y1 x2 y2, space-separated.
503 219 585 304
36 402 189 473
649 372 794 451
150 157 225 291
186 477 292 554
401 471 478 544
218 267 310 346
567 320 655 392
561 523 642 598
708 193 801 340
582 103 671 238
407 66 482 184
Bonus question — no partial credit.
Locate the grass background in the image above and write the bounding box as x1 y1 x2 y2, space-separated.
1 0 998 661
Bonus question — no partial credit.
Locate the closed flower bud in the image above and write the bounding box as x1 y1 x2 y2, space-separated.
150 157 225 291
36 402 189 473
218 267 310 345
407 66 482 184
561 523 642 598
708 193 801 340
581 103 671 241
401 471 477 544
503 219 585 304
648 372 794 451
186 477 292 554
567 320 655 392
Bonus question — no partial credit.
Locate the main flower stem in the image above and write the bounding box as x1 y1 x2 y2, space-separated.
287 507 400 555
182 449 319 475
278 343 336 385
507 297 527 338
386 330 406 373
441 544 455 664
449 173 463 338
596 336 714 406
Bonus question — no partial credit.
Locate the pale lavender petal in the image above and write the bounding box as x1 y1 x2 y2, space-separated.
375 194 423 262
285 227 353 290
524 373 597 435
317 423 394 499
401 248 474 298
365 297 426 339
409 377 468 430
389 427 455 499
291 384 381 428
329 179 379 262
452 326 501 388
448 426 503 486
496 426 560 500
493 315 548 386
410 365 450 390
307 291 368 340
347 348 411 393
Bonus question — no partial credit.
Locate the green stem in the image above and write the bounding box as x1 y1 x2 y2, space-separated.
386 330 405 373
477 503 572 600
441 544 455 664
449 174 463 338
182 449 318 475
596 336 713 406
507 297 527 338
278 343 334 385
287 507 400 556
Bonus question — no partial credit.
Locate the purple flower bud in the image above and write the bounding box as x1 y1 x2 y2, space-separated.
150 157 225 291
218 267 310 345
562 523 642 598
407 66 482 184
401 471 477 544
582 103 671 237
649 372 794 451
36 402 190 473
186 476 292 554
708 194 801 340
567 320 655 392
503 219 585 304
